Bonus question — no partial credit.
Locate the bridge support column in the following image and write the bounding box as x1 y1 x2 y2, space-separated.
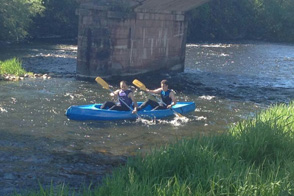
77 2 187 78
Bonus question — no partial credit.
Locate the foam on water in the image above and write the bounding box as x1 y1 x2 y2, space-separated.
136 117 157 126
0 106 7 113
152 116 190 127
199 95 215 100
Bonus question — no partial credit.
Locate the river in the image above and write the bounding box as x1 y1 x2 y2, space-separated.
0 40 293 194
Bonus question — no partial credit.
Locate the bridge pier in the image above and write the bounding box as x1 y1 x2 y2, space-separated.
76 0 208 78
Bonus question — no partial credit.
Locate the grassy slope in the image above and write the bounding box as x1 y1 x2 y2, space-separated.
95 102 294 196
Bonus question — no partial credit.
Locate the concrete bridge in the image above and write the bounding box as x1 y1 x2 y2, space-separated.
76 0 210 79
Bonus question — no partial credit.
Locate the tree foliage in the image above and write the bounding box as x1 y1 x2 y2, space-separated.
187 0 294 42
31 0 78 39
0 0 44 41
0 0 77 42
0 0 293 43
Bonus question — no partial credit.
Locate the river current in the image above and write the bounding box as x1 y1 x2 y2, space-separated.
0 41 293 194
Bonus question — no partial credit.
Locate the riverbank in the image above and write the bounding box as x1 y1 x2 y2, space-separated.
0 58 53 81
0 41 77 81
0 58 29 81
15 102 294 195
0 50 76 81
91 102 294 195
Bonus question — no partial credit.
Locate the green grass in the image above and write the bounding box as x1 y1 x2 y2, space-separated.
14 102 294 195
94 102 294 196
0 58 27 76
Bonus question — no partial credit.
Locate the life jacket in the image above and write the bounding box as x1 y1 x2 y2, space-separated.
119 89 133 107
161 89 172 105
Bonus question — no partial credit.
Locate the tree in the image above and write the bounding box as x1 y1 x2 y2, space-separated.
31 0 78 39
187 0 294 43
0 0 44 42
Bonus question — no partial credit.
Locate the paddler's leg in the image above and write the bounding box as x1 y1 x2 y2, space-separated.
138 99 159 110
110 105 129 111
101 101 116 109
152 105 167 111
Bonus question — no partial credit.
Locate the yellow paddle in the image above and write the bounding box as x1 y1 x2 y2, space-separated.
95 77 142 119
132 79 184 117
95 77 110 90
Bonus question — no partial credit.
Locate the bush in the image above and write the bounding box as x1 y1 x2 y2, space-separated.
0 58 27 76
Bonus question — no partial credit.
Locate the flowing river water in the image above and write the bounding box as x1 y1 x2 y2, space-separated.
0 40 294 194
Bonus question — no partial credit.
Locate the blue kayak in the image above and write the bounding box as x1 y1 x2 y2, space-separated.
66 102 196 121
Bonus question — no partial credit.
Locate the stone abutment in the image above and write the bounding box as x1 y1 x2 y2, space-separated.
76 0 209 78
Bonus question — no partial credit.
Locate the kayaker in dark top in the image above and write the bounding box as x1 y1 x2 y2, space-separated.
100 81 138 113
138 80 177 111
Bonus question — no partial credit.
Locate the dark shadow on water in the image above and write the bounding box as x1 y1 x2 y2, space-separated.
0 130 127 195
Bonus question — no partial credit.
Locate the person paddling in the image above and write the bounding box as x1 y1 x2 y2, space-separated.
100 81 138 114
138 80 176 111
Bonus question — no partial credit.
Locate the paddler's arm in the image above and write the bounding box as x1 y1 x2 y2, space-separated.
146 87 162 94
110 89 119 97
167 91 177 109
129 92 138 114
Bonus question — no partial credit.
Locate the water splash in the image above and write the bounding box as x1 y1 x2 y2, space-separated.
194 116 207 121
134 115 190 127
10 97 17 104
136 117 157 126
169 116 190 126
151 116 190 127
199 95 215 100
0 106 7 113
64 93 85 100
64 93 75 100
186 43 234 48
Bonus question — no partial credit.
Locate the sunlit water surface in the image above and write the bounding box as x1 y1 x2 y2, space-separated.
0 41 293 194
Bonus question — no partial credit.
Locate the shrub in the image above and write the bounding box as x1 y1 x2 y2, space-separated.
0 58 27 76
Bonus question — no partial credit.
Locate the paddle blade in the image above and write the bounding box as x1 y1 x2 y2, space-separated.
95 77 110 90
132 79 147 91
174 110 184 117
